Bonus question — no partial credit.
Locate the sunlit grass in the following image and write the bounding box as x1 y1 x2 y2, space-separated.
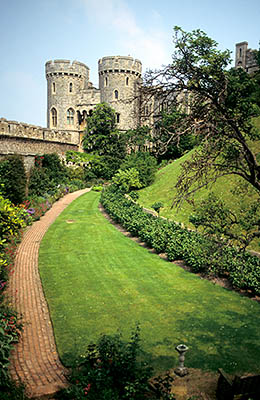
39 191 260 374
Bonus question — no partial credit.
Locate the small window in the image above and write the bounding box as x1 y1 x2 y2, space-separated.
126 77 129 86
67 108 74 125
52 82 56 94
105 77 108 87
239 48 242 57
69 83 73 93
51 108 57 127
116 113 120 123
114 90 119 100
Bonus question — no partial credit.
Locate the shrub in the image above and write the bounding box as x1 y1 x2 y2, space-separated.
120 152 158 188
152 202 164 217
0 307 23 383
28 166 56 197
112 168 142 193
55 325 175 400
0 155 27 205
101 185 260 295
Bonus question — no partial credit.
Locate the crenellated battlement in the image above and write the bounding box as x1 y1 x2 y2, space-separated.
0 118 80 145
45 59 89 79
98 56 142 76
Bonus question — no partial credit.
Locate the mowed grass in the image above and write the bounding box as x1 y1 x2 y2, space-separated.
39 191 260 374
138 136 260 252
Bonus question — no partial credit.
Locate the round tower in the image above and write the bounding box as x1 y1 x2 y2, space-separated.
45 60 89 130
98 56 142 130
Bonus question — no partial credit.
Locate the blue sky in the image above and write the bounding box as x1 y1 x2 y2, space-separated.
0 0 259 127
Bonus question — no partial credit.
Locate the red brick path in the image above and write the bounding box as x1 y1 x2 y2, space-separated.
7 189 91 398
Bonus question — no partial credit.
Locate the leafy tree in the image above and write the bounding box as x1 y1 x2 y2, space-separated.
143 27 260 204
125 126 152 153
82 103 127 159
0 155 27 204
120 152 158 188
189 192 260 251
153 109 196 161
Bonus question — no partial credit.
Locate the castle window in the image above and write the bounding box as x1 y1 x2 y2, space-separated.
126 77 129 86
114 90 119 100
51 108 57 127
239 48 242 57
69 83 73 93
52 82 56 94
105 77 108 87
67 108 74 125
116 113 120 123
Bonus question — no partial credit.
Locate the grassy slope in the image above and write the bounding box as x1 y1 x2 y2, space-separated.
138 120 260 251
39 191 260 375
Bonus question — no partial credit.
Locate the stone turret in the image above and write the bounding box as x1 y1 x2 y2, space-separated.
98 56 142 130
45 60 89 130
235 42 259 74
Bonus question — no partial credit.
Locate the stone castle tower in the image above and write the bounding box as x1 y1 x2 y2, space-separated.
235 42 258 74
45 56 142 133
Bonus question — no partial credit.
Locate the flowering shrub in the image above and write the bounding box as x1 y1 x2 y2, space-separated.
55 325 175 400
0 308 23 382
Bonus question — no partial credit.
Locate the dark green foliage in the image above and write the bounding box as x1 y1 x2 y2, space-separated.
125 126 152 153
28 166 56 197
152 202 164 216
0 155 27 205
91 155 122 180
120 152 158 188
55 325 175 399
101 185 260 295
28 153 68 197
41 153 68 184
83 103 127 160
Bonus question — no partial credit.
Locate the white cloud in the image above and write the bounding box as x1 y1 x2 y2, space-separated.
80 0 171 72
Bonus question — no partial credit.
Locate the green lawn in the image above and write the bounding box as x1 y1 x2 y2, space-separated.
39 191 260 374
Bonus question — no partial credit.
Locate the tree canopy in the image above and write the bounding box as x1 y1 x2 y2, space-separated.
143 27 260 205
82 103 127 159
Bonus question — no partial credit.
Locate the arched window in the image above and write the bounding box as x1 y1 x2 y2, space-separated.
69 82 73 93
116 113 120 123
239 48 242 57
67 108 74 125
114 90 119 100
51 108 57 127
52 82 56 94
105 77 108 87
126 77 129 86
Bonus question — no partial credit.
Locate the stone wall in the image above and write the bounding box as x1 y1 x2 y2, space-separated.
0 118 81 172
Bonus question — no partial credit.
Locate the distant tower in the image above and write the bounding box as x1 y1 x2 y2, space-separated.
235 42 248 70
235 42 258 74
45 60 89 130
98 56 142 130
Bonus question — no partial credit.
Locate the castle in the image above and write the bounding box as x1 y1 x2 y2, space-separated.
235 42 259 74
45 56 143 134
1 42 258 172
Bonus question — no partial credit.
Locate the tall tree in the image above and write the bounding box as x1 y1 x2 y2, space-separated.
82 103 127 159
143 27 260 205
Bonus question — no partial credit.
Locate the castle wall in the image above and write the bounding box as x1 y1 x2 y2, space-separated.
0 118 80 172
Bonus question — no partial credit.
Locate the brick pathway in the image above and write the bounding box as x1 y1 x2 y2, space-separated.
7 188 91 398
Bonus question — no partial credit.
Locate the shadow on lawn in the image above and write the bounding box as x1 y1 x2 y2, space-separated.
156 310 260 375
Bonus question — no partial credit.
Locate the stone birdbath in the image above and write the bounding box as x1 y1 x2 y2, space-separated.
174 344 189 377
